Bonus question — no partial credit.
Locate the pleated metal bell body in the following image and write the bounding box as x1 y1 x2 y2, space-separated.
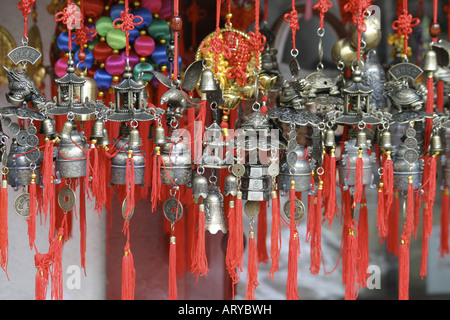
90 119 105 140
338 139 376 187
39 117 58 138
56 125 88 179
192 174 208 200
160 140 192 186
198 68 218 92
224 173 238 196
6 141 41 188
203 185 228 234
110 131 146 186
393 145 423 190
278 146 314 193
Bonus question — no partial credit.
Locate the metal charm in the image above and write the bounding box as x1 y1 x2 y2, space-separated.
244 201 260 218
283 198 305 223
58 186 76 212
163 197 183 223
14 192 30 218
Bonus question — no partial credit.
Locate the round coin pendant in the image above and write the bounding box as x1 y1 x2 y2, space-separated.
163 197 183 223
58 187 76 212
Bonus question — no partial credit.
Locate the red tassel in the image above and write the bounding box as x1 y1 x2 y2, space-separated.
191 203 208 282
41 139 54 224
245 232 259 300
50 228 64 300
79 179 87 275
85 142 98 201
420 204 432 279
357 196 369 288
325 149 338 225
268 190 281 281
28 172 38 249
424 75 434 151
353 149 364 208
306 174 315 243
151 146 162 212
426 154 438 210
235 192 244 278
344 222 358 300
169 235 177 300
122 222 136 300
440 188 450 257
0 172 8 278
287 182 300 300
310 181 323 275
387 191 400 256
257 201 269 264
436 80 444 112
34 252 50 300
225 198 239 298
382 151 394 216
406 177 414 237
94 147 108 214
377 182 387 240
398 235 410 300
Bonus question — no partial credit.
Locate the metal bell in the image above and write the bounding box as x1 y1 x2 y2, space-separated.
40 117 58 138
192 175 208 200
90 119 105 140
224 173 238 196
430 133 444 154
154 125 166 145
356 129 368 149
203 186 228 234
198 68 218 92
380 130 392 150
97 128 111 147
128 128 142 149
324 128 336 147
59 120 74 140
422 48 438 73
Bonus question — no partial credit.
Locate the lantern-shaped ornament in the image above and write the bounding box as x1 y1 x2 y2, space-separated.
47 57 95 117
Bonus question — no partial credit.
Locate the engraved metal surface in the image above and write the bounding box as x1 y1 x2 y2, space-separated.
163 197 183 223
244 200 260 218
14 193 30 218
58 186 76 212
283 198 305 223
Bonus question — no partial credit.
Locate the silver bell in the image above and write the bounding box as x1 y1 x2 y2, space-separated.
40 117 58 138
430 133 443 155
422 48 438 73
324 128 336 147
192 175 208 200
380 130 392 151
97 128 111 147
224 173 238 196
128 128 142 149
59 120 74 140
154 125 166 145
203 186 228 234
198 68 218 92
90 119 105 140
356 129 368 149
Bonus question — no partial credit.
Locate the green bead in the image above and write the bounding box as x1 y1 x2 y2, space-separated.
148 18 171 42
96 16 114 37
133 62 154 82
106 28 126 50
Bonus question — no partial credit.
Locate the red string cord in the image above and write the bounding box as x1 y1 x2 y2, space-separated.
283 0 300 53
18 0 36 40
343 0 372 60
113 0 143 58
313 0 333 30
392 0 420 57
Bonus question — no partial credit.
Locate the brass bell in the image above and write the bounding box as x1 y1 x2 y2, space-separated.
97 128 111 147
422 48 438 73
154 125 166 145
59 120 74 140
203 186 228 234
324 128 336 147
90 119 105 140
380 130 392 151
356 129 368 149
40 117 58 138
128 128 142 149
430 133 444 155
349 16 381 51
198 68 218 92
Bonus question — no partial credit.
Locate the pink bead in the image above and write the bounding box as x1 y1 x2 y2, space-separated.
141 0 162 14
105 54 126 76
55 57 69 78
122 50 140 69
134 35 156 57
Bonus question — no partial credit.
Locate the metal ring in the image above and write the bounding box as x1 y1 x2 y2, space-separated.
210 101 218 110
316 62 324 71
291 49 299 58
209 175 217 185
318 122 326 131
202 58 213 69
67 112 75 121
358 121 366 130
351 59 364 72
316 167 324 176
378 167 384 176
130 120 138 129
29 162 37 171
252 102 261 112
76 61 87 75
317 28 325 37
22 37 29 46
337 60 345 71
197 166 205 175
169 186 179 197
